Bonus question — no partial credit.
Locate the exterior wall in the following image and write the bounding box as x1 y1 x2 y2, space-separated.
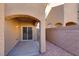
46 3 78 27
5 3 46 21
33 26 38 41
36 23 40 41
46 26 79 55
46 5 64 28
0 4 5 56
5 19 20 55
78 4 79 23
64 3 78 26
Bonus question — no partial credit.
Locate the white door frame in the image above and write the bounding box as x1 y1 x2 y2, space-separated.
21 26 33 41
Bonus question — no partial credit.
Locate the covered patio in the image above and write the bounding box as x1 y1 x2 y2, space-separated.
5 14 41 56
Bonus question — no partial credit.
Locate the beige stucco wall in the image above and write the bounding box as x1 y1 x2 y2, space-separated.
46 3 78 27
5 3 46 21
46 5 64 28
5 19 20 55
64 3 78 26
0 4 5 56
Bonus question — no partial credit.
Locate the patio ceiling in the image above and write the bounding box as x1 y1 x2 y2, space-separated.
13 15 39 22
6 15 40 25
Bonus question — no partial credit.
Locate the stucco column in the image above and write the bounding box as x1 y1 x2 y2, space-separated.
0 4 5 56
39 19 46 53
64 3 78 26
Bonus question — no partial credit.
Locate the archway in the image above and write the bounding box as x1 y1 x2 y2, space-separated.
5 14 41 56
66 22 77 26
55 22 63 27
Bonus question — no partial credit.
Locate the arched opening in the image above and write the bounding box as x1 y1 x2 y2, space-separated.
66 22 77 26
5 14 40 56
5 15 40 25
55 22 63 27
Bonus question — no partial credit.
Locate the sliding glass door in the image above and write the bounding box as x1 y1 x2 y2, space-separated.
23 27 32 41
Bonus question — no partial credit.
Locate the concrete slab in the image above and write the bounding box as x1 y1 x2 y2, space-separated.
7 41 39 56
7 41 72 56
40 41 73 56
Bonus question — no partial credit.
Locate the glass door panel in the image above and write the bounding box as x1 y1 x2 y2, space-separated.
23 27 28 40
28 27 32 40
23 27 32 40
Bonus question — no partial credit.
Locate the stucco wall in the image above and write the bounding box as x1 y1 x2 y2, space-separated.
64 3 78 26
46 26 79 55
5 3 46 21
0 4 5 56
46 5 64 28
46 3 78 28
5 19 20 55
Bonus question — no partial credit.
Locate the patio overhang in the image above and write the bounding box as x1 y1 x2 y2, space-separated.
5 15 40 25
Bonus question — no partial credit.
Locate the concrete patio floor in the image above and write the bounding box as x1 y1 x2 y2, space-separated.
40 41 73 56
7 41 73 56
7 41 39 56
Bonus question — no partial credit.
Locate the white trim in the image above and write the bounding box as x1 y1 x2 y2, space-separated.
21 26 33 41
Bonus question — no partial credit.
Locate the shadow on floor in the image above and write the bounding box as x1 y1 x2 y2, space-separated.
7 41 39 56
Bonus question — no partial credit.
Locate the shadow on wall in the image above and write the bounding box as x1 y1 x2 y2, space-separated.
55 23 63 27
66 22 77 26
55 22 77 27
